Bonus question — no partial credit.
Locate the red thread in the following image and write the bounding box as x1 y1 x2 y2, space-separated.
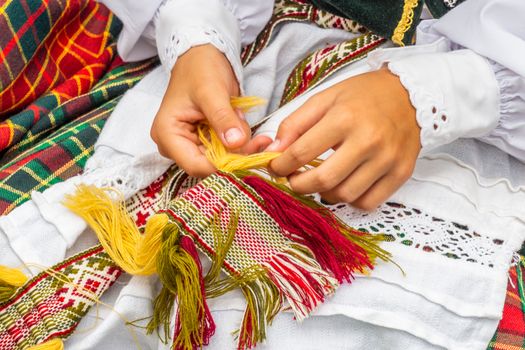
243 176 373 283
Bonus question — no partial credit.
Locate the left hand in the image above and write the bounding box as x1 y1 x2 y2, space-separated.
266 67 421 210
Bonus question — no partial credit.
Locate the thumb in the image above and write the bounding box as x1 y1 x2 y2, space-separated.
197 87 250 149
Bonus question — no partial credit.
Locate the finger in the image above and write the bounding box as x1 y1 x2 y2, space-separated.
270 114 342 177
351 164 414 210
285 141 370 194
319 158 391 204
265 94 333 152
194 85 250 149
241 134 273 154
155 130 215 178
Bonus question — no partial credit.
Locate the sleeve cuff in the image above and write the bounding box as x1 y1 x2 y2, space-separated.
386 50 500 154
155 0 243 87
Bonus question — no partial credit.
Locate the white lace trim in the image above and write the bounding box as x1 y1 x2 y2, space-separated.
388 60 450 153
82 148 172 199
159 25 244 89
326 201 508 269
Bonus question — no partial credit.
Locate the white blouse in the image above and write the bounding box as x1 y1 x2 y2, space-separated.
99 0 525 161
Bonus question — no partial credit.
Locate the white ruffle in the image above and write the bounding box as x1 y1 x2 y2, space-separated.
387 60 449 151
159 25 244 88
479 61 525 162
155 0 244 85
384 50 500 154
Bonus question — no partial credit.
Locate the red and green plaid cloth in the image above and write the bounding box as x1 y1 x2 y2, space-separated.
0 0 158 215
0 0 523 348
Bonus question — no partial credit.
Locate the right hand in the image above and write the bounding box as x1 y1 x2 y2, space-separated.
150 44 270 177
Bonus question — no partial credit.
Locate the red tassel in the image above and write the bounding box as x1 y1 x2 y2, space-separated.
173 236 216 349
242 175 373 283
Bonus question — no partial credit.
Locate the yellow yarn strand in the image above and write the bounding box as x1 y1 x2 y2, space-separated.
27 338 64 350
199 125 281 173
392 0 418 46
63 186 168 276
230 96 266 113
0 265 28 302
0 265 27 286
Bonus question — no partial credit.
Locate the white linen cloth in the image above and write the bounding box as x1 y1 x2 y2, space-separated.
1 14 525 349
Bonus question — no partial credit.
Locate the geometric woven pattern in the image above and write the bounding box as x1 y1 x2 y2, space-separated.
241 0 368 66
165 172 292 274
280 32 385 106
0 247 120 350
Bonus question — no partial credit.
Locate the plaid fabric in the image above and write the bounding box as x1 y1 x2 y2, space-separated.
0 0 119 121
0 58 157 215
0 0 158 215
488 260 525 350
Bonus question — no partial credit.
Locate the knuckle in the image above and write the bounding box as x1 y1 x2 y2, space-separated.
288 145 309 163
185 167 203 178
194 85 212 101
279 118 296 135
395 163 414 182
311 173 332 193
209 107 233 125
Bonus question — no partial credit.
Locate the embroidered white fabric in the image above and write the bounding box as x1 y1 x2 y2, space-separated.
326 201 506 268
385 50 500 154
387 60 449 149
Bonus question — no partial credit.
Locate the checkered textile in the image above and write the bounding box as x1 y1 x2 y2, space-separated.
488 260 525 350
0 0 119 121
0 0 158 215
0 58 156 215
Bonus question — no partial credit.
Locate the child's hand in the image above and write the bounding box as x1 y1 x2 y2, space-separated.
151 45 267 177
267 68 421 210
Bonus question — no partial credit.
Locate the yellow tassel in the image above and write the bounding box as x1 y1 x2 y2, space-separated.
63 185 168 276
230 96 266 113
0 265 28 302
27 338 64 350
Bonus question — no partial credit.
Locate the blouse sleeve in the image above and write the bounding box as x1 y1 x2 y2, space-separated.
99 0 274 86
380 0 525 161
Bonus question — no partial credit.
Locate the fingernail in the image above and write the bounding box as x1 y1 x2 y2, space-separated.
265 139 280 152
224 128 244 145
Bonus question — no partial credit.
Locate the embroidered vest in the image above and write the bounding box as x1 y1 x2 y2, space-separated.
310 0 467 45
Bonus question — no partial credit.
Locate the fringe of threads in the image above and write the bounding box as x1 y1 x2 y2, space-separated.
63 185 168 276
241 174 390 283
150 225 215 350
392 0 419 46
0 265 28 303
263 245 338 322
